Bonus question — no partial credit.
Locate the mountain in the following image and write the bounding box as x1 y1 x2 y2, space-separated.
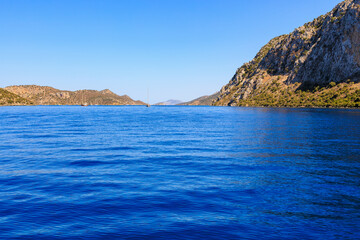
0 88 33 106
214 0 360 108
4 85 145 106
180 92 220 106
155 99 183 105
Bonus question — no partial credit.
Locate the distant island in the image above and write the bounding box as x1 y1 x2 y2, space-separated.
212 0 360 108
0 85 145 106
179 92 220 106
155 99 183 105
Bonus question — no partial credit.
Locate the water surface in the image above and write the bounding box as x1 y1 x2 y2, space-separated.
0 106 359 239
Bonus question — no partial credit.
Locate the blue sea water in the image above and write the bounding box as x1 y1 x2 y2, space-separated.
0 106 359 240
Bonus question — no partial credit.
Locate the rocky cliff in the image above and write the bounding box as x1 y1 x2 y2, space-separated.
214 0 360 107
4 85 145 106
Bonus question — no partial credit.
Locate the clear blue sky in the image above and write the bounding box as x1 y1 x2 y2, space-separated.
0 0 340 103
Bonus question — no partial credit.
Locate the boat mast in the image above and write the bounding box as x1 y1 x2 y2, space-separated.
147 88 150 107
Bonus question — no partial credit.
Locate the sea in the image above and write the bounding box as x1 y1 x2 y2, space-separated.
0 106 359 239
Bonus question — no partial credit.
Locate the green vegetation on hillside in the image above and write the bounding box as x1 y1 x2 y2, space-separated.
4 85 145 106
215 0 360 108
0 88 33 105
234 80 360 108
240 35 288 78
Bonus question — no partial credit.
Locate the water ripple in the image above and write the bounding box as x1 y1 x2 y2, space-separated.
0 106 359 239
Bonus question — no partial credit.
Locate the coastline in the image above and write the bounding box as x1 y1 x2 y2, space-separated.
1 104 359 110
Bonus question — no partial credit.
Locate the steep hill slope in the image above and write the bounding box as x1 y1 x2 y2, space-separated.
5 85 145 106
0 88 33 106
214 0 360 107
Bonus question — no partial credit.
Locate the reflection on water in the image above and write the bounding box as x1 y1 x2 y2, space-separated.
0 106 359 239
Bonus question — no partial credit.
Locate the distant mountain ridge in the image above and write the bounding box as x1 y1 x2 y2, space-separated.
2 85 145 106
155 99 183 105
214 0 360 108
180 92 220 106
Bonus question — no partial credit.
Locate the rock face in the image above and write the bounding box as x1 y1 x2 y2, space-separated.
180 92 220 106
4 85 145 106
214 0 360 107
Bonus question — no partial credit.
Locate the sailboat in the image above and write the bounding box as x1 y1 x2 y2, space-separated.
146 88 151 107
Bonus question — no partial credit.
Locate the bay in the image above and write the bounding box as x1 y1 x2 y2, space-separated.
0 106 359 239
